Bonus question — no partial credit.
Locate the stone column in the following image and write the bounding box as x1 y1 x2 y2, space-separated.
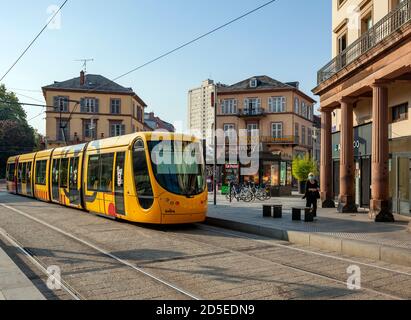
338 98 357 213
320 109 335 208
370 83 395 222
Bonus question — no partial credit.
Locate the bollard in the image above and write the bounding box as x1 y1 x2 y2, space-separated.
263 205 272 218
273 205 283 219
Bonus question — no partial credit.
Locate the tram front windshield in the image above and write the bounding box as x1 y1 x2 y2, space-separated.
148 140 206 197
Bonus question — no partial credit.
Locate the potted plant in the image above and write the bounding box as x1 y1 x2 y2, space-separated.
292 156 318 195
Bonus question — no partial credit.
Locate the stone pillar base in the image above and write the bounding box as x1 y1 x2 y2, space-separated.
322 199 336 208
338 196 357 213
369 200 395 223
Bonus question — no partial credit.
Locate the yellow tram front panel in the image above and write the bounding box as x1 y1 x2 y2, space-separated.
33 149 52 202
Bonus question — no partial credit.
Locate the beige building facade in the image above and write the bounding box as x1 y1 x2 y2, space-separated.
216 76 315 195
43 72 146 148
313 0 411 221
188 79 215 139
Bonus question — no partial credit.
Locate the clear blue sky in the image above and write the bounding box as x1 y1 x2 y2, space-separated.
0 0 332 134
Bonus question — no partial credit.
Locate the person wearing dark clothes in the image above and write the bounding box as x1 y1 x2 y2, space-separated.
302 173 320 216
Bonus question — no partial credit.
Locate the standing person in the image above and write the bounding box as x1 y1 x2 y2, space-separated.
303 173 320 217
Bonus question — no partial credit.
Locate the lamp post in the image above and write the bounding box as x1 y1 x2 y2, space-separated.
212 88 218 206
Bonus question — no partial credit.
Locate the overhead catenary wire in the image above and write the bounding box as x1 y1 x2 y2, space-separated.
83 0 278 93
0 0 70 82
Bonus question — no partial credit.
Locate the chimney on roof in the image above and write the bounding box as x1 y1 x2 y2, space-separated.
80 70 85 86
149 112 155 120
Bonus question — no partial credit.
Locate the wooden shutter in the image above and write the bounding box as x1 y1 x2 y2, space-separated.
80 98 85 113
95 99 99 113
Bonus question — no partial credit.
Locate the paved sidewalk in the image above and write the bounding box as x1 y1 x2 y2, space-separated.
0 246 45 300
207 195 411 267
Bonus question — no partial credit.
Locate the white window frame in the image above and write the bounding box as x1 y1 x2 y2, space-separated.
271 123 283 139
244 98 261 115
269 97 286 113
221 99 237 115
294 97 299 114
84 98 97 113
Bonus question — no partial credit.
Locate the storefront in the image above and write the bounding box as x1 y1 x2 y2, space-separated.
219 145 293 196
332 123 411 216
390 136 411 217
332 123 372 208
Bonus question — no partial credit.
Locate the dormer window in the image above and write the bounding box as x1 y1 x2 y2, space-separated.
250 78 258 88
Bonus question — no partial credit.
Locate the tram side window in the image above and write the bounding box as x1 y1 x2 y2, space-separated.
26 162 32 184
87 155 100 191
100 154 114 192
133 140 154 209
18 163 23 183
21 163 27 183
6 163 15 182
69 157 79 190
35 160 47 185
59 158 69 189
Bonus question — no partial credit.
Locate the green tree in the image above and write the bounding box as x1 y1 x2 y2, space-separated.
0 84 37 178
292 155 318 183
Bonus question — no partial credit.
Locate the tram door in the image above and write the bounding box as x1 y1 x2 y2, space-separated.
114 152 126 215
26 162 32 197
51 159 60 202
59 158 69 204
69 157 80 205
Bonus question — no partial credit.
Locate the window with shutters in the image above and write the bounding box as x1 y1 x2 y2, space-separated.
244 98 261 115
83 120 97 139
271 123 283 139
56 118 70 141
110 99 121 114
269 97 286 113
295 123 300 144
294 97 299 114
54 96 69 112
221 99 237 114
110 121 126 137
81 98 99 113
302 126 306 145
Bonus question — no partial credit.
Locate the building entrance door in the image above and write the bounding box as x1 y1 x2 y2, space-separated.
397 157 411 216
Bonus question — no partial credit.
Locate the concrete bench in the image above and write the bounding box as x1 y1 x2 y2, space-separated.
292 207 314 222
263 205 283 218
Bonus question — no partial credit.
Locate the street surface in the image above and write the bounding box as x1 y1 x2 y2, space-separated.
0 191 410 300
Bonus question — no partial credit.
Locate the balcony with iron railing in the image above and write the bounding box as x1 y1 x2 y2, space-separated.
238 108 266 118
317 0 411 85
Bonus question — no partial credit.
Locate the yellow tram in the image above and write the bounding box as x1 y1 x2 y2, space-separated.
6 133 208 224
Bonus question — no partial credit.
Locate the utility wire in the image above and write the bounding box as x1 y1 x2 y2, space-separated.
55 0 278 136
0 0 69 82
88 0 278 92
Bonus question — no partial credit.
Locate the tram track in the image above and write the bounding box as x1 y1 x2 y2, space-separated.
0 203 201 300
160 224 411 300
1 198 410 300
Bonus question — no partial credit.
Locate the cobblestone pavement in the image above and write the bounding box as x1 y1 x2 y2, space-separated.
0 192 410 300
208 194 411 249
